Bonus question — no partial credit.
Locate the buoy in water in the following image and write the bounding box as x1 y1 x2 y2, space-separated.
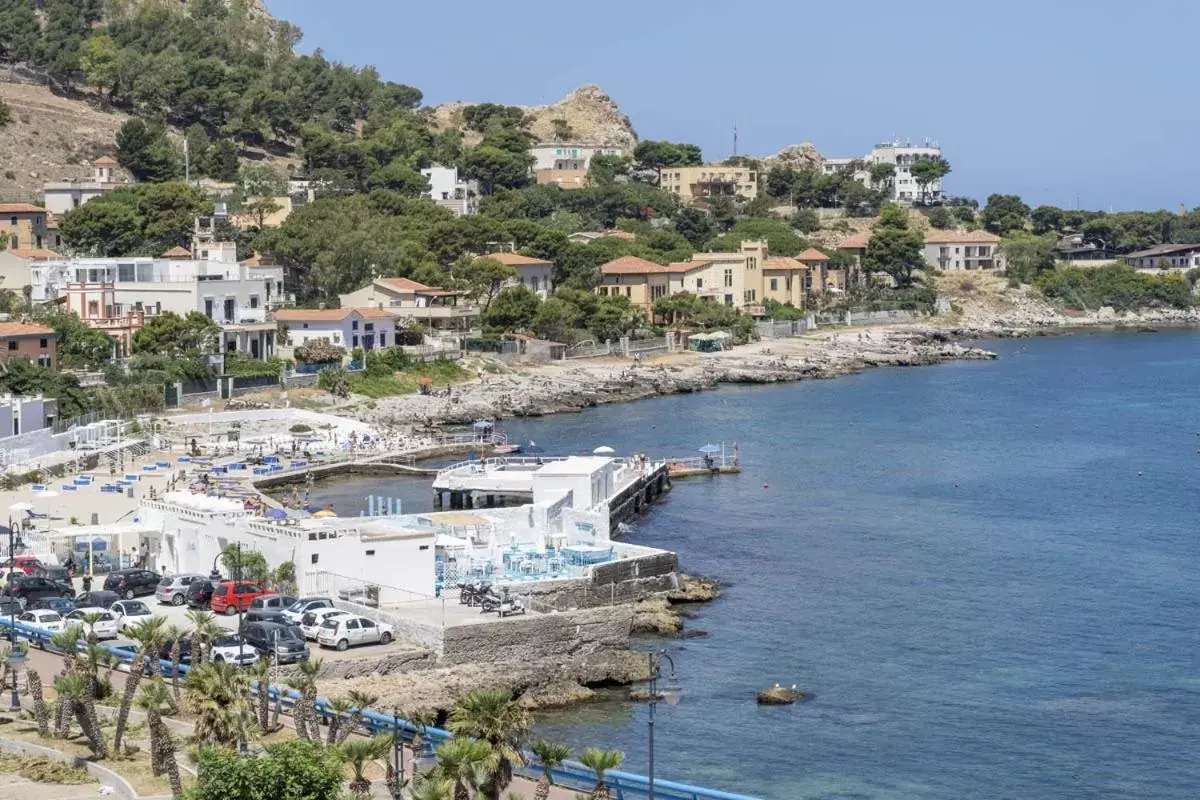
762 483 769 489
1138 471 1144 477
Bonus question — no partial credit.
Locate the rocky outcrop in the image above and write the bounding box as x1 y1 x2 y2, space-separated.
761 143 825 172
756 685 805 705
431 85 637 150
667 575 723 604
631 597 683 636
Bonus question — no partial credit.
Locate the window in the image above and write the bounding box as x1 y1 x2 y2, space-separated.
351 320 359 330
249 295 259 309
6 341 15 351
651 285 666 300
352 335 359 347
364 323 374 331
625 286 632 297
37 356 50 367
724 269 733 288
770 278 778 291
744 290 757 302
695 278 703 289
365 550 375 556
8 217 15 226
8 236 15 250
747 257 757 271
311 554 319 564
361 619 377 628
38 338 46 348
118 263 135 282
137 264 153 282
345 619 360 630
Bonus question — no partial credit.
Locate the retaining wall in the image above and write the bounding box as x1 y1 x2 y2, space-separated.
440 605 632 666
512 551 680 612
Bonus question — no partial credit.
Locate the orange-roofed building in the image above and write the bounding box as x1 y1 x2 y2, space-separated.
163 246 193 259
0 203 49 252
485 252 554 296
338 277 480 333
597 255 716 317
923 229 1004 271
0 321 58 369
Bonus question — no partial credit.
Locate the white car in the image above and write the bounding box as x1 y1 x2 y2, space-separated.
110 600 155 633
316 614 395 651
282 597 335 625
17 609 64 634
300 608 349 640
66 608 120 640
209 634 260 667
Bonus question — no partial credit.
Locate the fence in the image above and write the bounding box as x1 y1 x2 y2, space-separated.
402 343 464 361
0 618 760 800
566 340 613 359
755 318 812 339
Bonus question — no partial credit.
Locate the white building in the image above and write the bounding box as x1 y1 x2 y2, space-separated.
823 140 946 204
529 142 626 173
484 252 554 297
420 165 479 216
0 394 55 438
273 307 397 351
42 157 128 215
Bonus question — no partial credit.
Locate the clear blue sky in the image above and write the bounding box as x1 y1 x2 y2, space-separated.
265 0 1196 211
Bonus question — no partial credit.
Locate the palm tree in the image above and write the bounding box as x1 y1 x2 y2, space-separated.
184 661 251 749
137 679 184 799
400 707 436 757
325 697 353 746
341 690 379 744
436 737 496 800
283 657 323 742
164 624 186 703
578 748 623 800
186 609 221 668
447 690 530 800
338 734 394 800
25 668 50 737
114 616 166 754
410 777 454 800
529 739 571 800
53 674 108 758
48 627 82 739
79 612 104 645
248 658 273 734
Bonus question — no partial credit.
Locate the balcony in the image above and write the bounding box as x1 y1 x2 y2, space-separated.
215 308 267 325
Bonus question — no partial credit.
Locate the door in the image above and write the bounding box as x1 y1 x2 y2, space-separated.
359 618 379 644
343 618 361 644
224 298 235 322
204 299 214 319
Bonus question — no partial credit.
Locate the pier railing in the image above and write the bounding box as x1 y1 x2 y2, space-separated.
0 618 759 800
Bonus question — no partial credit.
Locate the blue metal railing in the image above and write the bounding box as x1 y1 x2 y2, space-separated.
0 619 759 800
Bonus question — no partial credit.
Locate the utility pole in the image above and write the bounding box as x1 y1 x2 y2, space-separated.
184 137 190 183
732 123 738 157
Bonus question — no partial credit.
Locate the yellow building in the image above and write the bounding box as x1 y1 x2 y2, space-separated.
658 165 759 204
0 204 49 251
597 256 713 316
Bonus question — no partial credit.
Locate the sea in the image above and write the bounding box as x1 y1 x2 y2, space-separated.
300 330 1200 800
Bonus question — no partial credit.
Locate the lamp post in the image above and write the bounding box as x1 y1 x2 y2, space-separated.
391 708 406 800
5 518 14 645
646 650 682 800
4 644 24 713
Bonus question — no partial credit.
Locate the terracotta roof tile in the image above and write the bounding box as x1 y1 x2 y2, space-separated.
796 247 831 261
162 246 192 258
6 248 58 260
486 252 553 266
379 277 433 291
924 229 1002 244
764 257 804 270
839 233 871 249
0 204 46 214
275 307 396 322
0 322 55 337
92 156 118 166
600 256 665 275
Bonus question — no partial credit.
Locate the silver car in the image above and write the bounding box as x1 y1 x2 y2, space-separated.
155 573 207 606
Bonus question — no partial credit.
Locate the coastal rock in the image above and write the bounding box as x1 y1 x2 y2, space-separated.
667 574 723 604
518 679 596 710
756 685 805 705
631 597 683 635
628 688 663 702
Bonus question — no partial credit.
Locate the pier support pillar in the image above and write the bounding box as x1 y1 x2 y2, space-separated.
433 491 443 508
486 494 495 507
465 493 474 509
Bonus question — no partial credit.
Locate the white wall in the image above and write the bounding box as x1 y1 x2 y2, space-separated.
530 144 625 172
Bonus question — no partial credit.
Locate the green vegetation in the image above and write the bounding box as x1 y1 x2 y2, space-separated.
59 182 210 256
223 354 283 378
132 311 221 357
190 741 344 800
0 753 95 784
346 352 468 398
864 203 926 286
1034 265 1193 311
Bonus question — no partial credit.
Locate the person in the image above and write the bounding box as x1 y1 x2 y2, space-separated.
81 574 92 593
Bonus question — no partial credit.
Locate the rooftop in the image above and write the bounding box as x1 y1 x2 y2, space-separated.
600 256 710 275
0 203 47 214
1124 242 1200 258
274 307 396 322
162 246 192 258
0 322 56 337
924 229 1002 245
378 277 433 291
486 252 554 267
796 247 831 262
839 233 871 249
92 156 118 166
5 248 59 261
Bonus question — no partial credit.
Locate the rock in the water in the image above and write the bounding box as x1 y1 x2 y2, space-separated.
756 686 804 705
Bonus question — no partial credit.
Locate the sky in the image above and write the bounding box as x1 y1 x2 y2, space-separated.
264 0 1199 211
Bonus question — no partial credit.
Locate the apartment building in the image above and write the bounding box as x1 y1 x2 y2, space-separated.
338 277 480 333
0 204 49 251
421 165 479 216
658 165 759 204
273 307 396 351
923 230 1004 271
596 256 712 316
486 252 555 296
1123 243 1200 271
824 140 946 204
598 241 769 313
529 143 626 172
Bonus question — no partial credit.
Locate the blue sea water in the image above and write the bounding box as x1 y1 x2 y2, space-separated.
307 330 1200 800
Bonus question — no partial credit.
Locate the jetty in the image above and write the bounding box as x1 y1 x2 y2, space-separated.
432 455 670 527
668 442 742 479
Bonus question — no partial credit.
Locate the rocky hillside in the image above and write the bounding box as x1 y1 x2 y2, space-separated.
431 84 638 149
761 142 825 172
0 77 132 203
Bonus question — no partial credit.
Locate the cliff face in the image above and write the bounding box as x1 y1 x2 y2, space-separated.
431 84 638 149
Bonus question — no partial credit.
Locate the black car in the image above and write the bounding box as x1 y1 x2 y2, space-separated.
185 579 216 609
34 565 71 584
157 636 192 665
31 596 76 614
3 576 74 609
104 569 162 600
242 609 292 626
241 621 310 664
73 590 120 609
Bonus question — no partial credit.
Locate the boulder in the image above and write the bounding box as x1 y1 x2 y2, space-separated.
756 685 804 705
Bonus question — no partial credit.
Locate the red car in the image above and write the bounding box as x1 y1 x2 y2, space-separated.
1 556 45 576
210 581 275 616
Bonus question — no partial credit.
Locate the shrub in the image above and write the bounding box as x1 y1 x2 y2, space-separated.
0 99 11 127
1034 265 1194 311
317 366 350 398
288 423 312 434
294 340 345 364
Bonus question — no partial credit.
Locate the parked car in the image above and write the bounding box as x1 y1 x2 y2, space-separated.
104 569 162 600
110 599 154 633
17 609 65 634
210 581 274 616
4 576 74 609
73 590 120 610
209 634 260 667
65 608 119 640
0 598 22 618
155 573 207 606
300 608 349 640
185 580 217 609
157 636 192 665
241 621 309 664
248 595 297 614
316 614 394 651
242 609 292 627
337 584 380 607
1 555 45 576
282 597 334 624
33 565 71 584
31 597 76 614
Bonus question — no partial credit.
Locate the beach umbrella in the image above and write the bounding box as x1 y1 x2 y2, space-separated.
593 446 615 455
264 508 288 520
312 509 337 519
698 444 722 454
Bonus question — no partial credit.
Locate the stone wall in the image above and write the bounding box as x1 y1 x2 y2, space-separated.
440 605 632 666
508 551 679 612
315 647 437 679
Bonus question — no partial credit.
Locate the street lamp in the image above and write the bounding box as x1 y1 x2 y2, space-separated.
646 650 682 800
391 708 406 800
4 642 25 712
